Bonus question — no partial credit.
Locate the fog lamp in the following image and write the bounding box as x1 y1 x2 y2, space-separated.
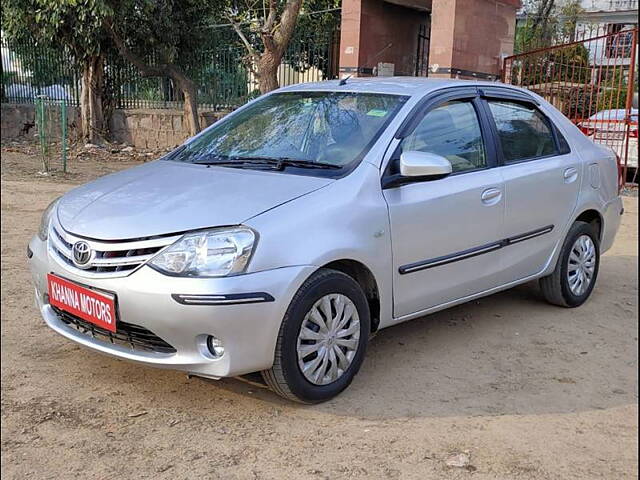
206 335 225 358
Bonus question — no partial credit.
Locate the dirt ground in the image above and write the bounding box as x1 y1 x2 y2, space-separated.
1 146 638 479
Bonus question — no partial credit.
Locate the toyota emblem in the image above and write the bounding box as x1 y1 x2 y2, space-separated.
72 241 92 267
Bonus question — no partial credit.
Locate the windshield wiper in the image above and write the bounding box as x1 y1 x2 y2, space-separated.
195 156 341 170
270 157 342 170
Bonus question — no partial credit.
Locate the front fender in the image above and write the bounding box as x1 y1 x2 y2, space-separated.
245 162 393 327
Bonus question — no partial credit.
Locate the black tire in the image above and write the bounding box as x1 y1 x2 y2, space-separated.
261 268 370 403
539 220 600 308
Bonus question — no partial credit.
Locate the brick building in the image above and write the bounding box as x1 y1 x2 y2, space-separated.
338 0 522 80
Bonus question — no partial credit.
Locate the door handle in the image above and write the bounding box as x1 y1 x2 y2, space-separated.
563 167 578 183
481 188 502 205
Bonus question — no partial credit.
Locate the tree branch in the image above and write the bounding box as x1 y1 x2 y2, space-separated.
105 21 168 78
273 0 303 51
263 0 277 32
261 32 277 53
227 14 258 60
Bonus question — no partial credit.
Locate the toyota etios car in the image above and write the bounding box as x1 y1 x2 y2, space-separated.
29 78 623 403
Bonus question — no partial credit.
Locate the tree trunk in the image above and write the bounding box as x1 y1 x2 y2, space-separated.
257 52 281 94
80 55 105 144
175 76 200 136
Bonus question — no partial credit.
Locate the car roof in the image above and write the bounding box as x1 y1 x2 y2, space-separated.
276 77 521 99
589 109 639 120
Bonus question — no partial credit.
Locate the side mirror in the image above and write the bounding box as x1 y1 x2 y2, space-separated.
400 151 452 178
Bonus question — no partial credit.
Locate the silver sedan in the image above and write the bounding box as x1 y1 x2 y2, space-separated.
28 78 623 402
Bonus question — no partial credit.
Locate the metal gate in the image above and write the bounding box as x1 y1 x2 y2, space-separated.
503 28 638 186
415 24 430 77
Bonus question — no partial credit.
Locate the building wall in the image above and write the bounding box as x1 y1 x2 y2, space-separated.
579 0 638 12
340 0 429 76
430 0 519 79
339 0 520 80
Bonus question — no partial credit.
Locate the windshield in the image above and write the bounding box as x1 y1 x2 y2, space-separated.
168 91 408 170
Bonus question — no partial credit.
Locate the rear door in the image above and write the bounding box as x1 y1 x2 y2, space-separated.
480 89 581 283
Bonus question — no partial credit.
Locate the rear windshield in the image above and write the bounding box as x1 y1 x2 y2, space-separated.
168 91 408 169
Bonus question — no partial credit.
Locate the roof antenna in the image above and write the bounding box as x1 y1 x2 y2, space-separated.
338 74 352 86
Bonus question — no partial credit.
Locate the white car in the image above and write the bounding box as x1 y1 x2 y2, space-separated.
579 108 638 173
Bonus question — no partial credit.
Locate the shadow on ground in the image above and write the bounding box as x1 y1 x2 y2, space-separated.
66 254 638 420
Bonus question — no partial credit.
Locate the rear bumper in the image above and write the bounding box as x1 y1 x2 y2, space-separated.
28 234 314 378
601 195 624 254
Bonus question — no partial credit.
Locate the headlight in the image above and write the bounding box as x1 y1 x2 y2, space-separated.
149 227 256 277
38 198 60 241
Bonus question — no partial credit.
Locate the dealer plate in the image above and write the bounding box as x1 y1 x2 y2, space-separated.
47 273 117 332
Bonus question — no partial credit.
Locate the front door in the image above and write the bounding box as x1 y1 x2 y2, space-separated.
383 95 505 319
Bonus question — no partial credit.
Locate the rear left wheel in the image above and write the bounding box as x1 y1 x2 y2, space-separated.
539 220 600 307
262 269 370 403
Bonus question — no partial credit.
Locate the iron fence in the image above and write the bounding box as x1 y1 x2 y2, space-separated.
1 22 340 112
503 28 639 185
1 37 81 105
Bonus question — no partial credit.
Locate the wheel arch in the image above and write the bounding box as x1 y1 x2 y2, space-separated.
319 259 381 333
573 208 604 243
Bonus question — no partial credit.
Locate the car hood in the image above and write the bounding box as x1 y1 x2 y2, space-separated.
57 160 332 240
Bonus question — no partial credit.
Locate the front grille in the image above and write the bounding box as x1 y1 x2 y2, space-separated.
54 307 177 354
48 220 177 278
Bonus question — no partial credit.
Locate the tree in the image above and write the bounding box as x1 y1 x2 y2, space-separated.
285 0 341 80
227 0 305 93
2 0 112 143
516 0 557 53
559 0 583 42
105 0 216 136
516 0 584 53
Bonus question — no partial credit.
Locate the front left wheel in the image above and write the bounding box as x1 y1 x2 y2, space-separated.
262 269 370 403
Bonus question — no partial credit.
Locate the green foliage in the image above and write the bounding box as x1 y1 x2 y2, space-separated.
565 87 597 119
1 0 340 109
564 69 630 120
2 0 111 60
223 0 340 79
3 37 79 87
515 0 584 53
558 0 583 40
197 58 251 107
517 43 591 87
596 69 629 112
286 1 340 78
1 71 19 85
108 0 217 68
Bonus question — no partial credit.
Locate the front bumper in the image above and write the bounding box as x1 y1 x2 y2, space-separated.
28 234 315 378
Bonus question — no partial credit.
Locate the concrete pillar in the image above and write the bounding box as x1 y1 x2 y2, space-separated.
429 0 520 79
339 0 364 77
339 0 520 80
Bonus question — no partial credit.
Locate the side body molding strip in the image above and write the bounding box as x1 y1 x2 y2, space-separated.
399 225 554 275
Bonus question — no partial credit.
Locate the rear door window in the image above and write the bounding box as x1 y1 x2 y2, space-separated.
487 100 557 163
